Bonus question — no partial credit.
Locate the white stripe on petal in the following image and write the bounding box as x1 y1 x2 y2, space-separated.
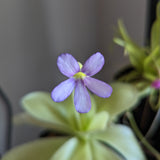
51 78 75 102
74 80 91 113
84 77 112 98
81 52 104 76
57 53 80 77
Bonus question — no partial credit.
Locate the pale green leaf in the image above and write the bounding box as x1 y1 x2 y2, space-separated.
143 46 160 80
149 89 160 110
21 92 73 132
151 2 160 50
21 92 97 132
117 70 140 82
151 20 160 50
13 113 70 133
87 111 109 131
117 20 146 71
157 2 160 19
90 140 122 160
2 137 68 160
68 93 97 131
94 82 139 119
113 38 125 47
50 137 78 160
70 141 92 160
91 124 146 160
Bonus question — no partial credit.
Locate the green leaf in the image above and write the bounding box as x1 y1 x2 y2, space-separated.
113 38 125 47
157 2 160 19
149 89 160 110
21 92 97 132
13 113 69 133
90 140 121 160
70 141 92 160
21 92 73 132
91 124 146 160
69 93 97 131
2 137 68 160
116 20 146 72
94 82 140 119
51 136 122 160
50 137 79 160
143 46 160 80
151 2 160 50
87 111 109 131
117 70 141 82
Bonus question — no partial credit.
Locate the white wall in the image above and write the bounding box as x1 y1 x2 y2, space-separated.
0 0 147 146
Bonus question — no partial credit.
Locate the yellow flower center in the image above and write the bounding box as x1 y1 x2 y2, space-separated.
73 62 86 79
74 72 86 79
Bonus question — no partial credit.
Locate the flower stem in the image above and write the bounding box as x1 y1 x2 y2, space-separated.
126 112 160 160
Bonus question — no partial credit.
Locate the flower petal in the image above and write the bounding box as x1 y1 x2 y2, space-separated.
57 53 80 77
51 78 75 102
81 52 104 76
84 77 112 98
151 79 160 89
74 80 91 113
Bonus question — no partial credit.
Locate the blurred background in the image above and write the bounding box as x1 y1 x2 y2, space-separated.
0 0 147 147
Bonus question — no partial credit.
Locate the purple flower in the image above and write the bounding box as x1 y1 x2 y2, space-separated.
51 52 112 113
151 79 160 89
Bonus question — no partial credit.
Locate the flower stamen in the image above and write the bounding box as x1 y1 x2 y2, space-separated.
74 72 86 79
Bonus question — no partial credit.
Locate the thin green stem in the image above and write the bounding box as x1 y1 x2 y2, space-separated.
126 112 160 160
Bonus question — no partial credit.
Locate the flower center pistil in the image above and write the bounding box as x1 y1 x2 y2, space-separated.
73 72 86 79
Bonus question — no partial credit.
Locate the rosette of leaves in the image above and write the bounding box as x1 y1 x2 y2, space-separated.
2 83 146 160
114 2 160 159
114 2 160 110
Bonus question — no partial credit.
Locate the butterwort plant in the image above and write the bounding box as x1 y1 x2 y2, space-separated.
51 52 112 113
1 51 146 160
114 2 160 110
2 82 146 160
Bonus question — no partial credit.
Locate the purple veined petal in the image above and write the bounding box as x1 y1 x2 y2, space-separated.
74 80 91 113
51 78 75 102
151 79 160 89
84 77 112 98
57 53 80 77
81 52 105 76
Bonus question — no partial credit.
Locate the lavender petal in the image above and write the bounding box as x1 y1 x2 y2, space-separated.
51 78 75 102
84 77 112 98
81 52 104 76
57 53 80 77
74 80 91 113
